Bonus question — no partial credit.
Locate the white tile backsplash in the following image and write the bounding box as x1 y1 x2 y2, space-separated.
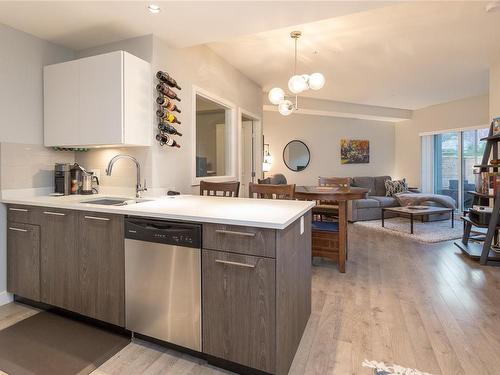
0 142 74 190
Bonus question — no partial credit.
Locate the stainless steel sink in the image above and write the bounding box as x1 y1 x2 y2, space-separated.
81 197 153 206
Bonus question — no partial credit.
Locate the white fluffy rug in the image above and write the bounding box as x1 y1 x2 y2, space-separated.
353 217 463 243
363 360 434 375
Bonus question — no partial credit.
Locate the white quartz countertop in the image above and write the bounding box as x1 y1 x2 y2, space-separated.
1 191 315 230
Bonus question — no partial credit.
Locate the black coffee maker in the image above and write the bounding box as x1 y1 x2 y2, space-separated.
54 163 71 195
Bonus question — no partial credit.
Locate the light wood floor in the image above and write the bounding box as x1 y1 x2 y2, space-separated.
1 224 500 375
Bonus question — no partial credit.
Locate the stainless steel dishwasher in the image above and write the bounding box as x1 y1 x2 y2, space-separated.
124 217 201 351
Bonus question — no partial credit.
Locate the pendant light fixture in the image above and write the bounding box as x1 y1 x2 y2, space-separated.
268 31 325 116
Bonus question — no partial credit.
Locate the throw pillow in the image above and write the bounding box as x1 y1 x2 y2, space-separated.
385 178 408 197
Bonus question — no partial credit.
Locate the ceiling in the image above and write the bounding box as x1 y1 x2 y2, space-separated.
208 1 500 110
0 1 390 50
1 1 499 110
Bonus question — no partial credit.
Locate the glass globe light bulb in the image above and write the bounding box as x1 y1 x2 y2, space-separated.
268 87 285 105
278 99 294 116
308 73 325 90
288 75 307 94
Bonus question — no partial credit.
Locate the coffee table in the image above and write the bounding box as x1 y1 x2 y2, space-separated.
381 206 454 234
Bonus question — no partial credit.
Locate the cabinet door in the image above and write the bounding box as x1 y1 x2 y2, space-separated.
43 60 79 147
78 212 125 326
123 51 151 146
39 209 80 312
78 51 123 145
7 223 40 301
202 249 276 373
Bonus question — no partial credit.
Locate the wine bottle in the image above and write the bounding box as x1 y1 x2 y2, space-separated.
156 83 181 101
156 95 181 113
158 123 182 136
156 133 180 148
156 71 181 90
156 109 181 124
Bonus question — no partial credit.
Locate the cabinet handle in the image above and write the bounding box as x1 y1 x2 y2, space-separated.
215 259 256 268
43 211 66 216
215 229 256 237
9 227 27 233
9 208 28 212
84 216 110 221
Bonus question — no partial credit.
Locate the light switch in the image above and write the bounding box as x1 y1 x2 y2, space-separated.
300 216 304 235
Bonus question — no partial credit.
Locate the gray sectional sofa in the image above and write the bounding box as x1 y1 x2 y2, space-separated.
348 176 453 222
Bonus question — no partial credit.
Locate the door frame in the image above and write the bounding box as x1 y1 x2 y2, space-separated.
238 108 262 197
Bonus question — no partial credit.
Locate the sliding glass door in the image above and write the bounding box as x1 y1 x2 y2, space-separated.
434 132 460 206
428 128 488 211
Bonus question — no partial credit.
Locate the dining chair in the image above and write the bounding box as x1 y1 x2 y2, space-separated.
200 181 240 197
313 177 351 221
311 219 346 272
248 182 295 200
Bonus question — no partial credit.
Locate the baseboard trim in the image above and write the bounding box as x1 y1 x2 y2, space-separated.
0 291 13 306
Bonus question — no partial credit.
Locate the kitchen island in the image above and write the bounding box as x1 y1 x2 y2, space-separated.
2 191 314 375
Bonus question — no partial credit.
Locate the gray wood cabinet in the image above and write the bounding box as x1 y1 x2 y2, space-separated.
202 212 312 375
202 249 276 373
37 208 80 313
7 222 40 301
78 212 125 326
203 223 276 257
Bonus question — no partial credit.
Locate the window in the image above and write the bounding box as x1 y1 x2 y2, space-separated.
194 88 236 183
423 127 488 210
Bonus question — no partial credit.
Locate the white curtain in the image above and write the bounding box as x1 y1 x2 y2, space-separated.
420 135 434 193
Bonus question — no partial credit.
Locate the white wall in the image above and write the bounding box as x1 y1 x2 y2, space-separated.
151 36 262 193
0 23 74 144
263 111 396 186
75 35 263 194
0 23 74 302
394 94 489 187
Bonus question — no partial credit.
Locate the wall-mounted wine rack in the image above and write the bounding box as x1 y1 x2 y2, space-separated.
155 71 182 148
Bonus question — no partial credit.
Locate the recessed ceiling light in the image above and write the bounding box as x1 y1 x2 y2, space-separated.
147 4 161 14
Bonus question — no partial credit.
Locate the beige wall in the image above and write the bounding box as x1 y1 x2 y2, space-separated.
263 111 396 186
394 94 489 187
490 61 500 119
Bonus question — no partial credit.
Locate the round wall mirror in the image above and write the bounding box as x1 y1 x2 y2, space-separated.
283 140 310 172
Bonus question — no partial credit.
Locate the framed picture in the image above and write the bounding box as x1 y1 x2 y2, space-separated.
340 139 369 164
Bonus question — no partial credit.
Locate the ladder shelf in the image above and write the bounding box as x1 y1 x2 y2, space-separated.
454 119 500 266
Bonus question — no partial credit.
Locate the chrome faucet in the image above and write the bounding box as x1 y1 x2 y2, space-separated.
105 154 147 198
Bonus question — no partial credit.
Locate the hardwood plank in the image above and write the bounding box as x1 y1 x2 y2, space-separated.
2 223 500 375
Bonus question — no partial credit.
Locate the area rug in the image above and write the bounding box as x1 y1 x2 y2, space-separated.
353 217 463 243
362 360 433 375
0 311 129 375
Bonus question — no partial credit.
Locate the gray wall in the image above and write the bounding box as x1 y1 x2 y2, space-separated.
263 111 396 186
0 23 75 299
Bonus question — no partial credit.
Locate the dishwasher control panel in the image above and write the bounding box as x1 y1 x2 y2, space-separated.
125 217 201 248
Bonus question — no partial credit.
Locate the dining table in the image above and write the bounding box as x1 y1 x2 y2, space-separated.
294 186 369 271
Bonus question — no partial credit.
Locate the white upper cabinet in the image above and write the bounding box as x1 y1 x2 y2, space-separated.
44 51 151 147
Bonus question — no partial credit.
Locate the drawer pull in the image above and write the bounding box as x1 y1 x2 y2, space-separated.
43 211 66 216
215 229 256 237
9 208 28 212
215 259 256 268
9 227 27 233
84 216 110 221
